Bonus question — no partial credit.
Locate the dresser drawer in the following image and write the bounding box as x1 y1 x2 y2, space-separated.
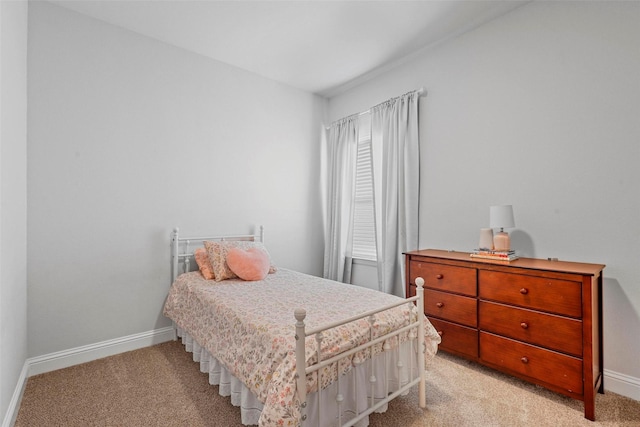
479 301 583 357
428 317 478 359
480 332 583 395
479 270 582 318
424 289 477 327
409 261 477 296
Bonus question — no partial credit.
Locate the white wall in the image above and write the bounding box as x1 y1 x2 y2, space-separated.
330 1 640 398
27 2 326 357
0 0 28 423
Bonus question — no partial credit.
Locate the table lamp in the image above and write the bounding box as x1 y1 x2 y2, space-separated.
490 205 515 252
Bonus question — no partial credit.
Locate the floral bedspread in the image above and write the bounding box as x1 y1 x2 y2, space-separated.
163 268 440 426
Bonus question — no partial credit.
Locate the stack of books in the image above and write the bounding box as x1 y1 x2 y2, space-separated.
470 249 519 261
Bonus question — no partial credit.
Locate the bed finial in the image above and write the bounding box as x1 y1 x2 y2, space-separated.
294 308 306 322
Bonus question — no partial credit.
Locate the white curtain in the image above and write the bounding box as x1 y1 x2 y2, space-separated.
371 91 420 297
322 115 359 282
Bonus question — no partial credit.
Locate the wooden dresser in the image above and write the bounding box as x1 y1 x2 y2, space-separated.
405 249 605 421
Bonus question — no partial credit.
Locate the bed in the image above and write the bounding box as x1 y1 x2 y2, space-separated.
163 227 440 426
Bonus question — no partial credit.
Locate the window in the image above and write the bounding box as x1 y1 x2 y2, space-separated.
351 113 377 261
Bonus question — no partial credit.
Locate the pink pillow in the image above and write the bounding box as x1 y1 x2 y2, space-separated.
226 247 270 281
194 248 214 280
204 240 277 282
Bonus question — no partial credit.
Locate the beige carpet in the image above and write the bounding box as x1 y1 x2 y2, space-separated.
15 341 640 426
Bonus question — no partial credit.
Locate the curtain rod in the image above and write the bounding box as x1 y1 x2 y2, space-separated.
326 87 425 128
370 86 425 111
358 86 425 116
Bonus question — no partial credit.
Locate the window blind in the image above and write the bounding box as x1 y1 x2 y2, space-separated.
351 113 377 261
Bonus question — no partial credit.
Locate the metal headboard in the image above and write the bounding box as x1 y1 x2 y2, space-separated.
170 226 265 283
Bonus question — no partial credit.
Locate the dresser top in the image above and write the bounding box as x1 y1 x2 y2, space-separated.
405 249 605 276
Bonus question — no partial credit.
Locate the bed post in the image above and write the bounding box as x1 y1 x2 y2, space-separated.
170 228 180 341
294 308 308 425
171 228 180 283
416 277 426 408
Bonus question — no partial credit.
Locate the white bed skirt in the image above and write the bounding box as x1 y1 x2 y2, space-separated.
176 327 418 427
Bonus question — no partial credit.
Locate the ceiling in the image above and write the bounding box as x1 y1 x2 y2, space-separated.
49 0 527 97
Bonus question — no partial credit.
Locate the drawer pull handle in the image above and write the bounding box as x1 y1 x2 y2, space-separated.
521 357 529 364
436 302 444 308
520 322 529 329
520 288 529 295
436 274 444 280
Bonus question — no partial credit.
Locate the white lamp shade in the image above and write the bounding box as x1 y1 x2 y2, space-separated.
489 205 515 229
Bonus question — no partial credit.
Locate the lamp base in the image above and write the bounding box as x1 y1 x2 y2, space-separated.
493 231 511 252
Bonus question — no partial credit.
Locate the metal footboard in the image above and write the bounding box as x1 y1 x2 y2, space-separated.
295 277 426 427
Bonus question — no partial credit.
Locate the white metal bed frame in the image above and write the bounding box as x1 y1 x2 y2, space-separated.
169 227 427 427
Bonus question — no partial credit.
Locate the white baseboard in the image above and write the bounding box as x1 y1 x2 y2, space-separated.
27 326 175 377
2 362 29 427
604 369 640 401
